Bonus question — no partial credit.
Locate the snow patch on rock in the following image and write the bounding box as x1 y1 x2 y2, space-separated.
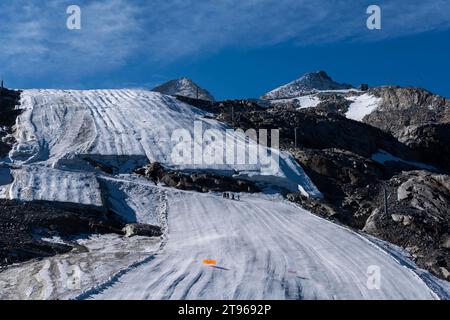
345 93 382 121
371 149 437 171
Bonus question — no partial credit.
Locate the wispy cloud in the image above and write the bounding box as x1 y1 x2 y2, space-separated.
0 0 449 84
0 0 140 82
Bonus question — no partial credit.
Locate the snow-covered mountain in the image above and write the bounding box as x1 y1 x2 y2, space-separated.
261 71 353 99
152 77 215 101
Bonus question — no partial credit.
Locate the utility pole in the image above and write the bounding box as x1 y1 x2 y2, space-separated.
384 188 388 215
294 128 298 148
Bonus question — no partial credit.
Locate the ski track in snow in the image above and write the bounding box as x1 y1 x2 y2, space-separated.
0 234 161 300
86 191 444 300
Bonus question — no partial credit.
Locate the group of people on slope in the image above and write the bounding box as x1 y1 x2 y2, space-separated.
222 192 240 201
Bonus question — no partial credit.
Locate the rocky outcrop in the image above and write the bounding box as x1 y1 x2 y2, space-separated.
0 88 22 159
289 148 384 227
0 196 167 267
363 171 450 281
364 86 450 138
123 223 162 238
289 165 450 280
175 95 264 116
292 148 383 188
0 199 125 267
135 162 260 193
313 93 352 114
396 123 450 172
232 106 419 161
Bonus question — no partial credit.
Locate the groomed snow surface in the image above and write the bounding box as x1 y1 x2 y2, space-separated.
83 191 444 300
7 89 321 200
0 89 448 300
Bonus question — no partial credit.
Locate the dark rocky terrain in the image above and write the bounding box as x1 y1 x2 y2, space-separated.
0 197 163 268
0 88 22 159
364 86 450 137
135 162 260 193
363 170 450 281
396 123 450 172
174 95 263 115
0 199 125 267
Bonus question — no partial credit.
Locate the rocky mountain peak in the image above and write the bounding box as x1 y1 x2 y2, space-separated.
261 71 353 100
302 70 333 82
152 77 215 101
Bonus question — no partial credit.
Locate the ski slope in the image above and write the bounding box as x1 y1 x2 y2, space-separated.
84 191 444 300
5 89 321 205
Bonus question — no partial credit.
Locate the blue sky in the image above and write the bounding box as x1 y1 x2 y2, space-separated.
0 0 449 99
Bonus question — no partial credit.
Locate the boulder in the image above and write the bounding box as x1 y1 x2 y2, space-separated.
442 236 450 250
122 224 162 238
391 214 403 223
440 267 450 281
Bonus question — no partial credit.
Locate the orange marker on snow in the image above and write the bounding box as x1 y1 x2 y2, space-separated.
203 259 217 266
